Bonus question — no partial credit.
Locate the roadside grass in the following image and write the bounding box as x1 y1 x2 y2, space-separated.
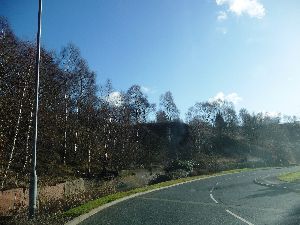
63 167 254 218
278 171 300 182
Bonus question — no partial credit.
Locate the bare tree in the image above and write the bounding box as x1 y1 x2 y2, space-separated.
159 91 180 121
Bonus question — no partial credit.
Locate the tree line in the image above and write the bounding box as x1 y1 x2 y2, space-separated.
1 17 300 189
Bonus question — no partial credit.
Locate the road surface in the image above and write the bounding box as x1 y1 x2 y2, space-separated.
80 166 300 225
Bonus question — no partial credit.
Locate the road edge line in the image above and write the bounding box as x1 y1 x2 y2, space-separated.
209 193 218 203
226 209 254 225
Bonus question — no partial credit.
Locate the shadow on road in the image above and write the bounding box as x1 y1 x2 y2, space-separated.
243 186 292 199
277 204 300 225
243 184 300 225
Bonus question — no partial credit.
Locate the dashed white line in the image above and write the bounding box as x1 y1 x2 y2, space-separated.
226 209 254 225
209 178 254 224
210 182 218 193
210 193 218 204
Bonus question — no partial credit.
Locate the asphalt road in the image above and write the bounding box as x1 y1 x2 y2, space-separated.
80 166 300 225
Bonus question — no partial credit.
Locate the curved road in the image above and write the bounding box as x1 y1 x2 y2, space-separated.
80 166 300 225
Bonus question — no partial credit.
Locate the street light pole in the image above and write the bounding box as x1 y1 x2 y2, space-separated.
29 0 42 219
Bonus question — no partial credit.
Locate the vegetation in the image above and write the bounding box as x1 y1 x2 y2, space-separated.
1 16 300 224
278 171 300 182
1 16 300 191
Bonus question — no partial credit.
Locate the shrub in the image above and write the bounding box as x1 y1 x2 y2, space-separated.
148 174 171 185
164 160 194 173
167 169 189 179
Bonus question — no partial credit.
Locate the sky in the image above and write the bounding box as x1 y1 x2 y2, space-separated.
1 0 300 119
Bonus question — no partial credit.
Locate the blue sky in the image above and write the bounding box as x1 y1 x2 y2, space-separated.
2 0 300 118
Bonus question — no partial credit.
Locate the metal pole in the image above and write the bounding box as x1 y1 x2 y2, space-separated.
29 0 42 219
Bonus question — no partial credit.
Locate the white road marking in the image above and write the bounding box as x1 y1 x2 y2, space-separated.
210 194 218 203
210 182 218 193
226 209 254 225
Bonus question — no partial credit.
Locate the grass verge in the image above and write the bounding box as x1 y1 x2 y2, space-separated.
63 168 254 218
278 171 300 182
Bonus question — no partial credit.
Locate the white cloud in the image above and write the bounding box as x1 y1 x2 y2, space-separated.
141 86 150 93
265 111 281 118
216 0 265 19
107 91 123 107
217 11 228 21
209 92 242 105
141 85 156 94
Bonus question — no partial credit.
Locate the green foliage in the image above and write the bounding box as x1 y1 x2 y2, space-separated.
164 160 194 173
278 171 300 182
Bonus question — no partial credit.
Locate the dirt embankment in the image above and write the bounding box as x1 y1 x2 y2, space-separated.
0 168 160 216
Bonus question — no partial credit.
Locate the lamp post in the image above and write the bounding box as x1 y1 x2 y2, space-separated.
29 0 42 218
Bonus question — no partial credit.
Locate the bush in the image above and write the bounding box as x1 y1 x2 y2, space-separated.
164 160 194 173
148 174 171 185
167 169 189 179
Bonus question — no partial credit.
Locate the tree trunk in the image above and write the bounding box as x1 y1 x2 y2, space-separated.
23 103 34 172
63 93 68 165
1 85 27 189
